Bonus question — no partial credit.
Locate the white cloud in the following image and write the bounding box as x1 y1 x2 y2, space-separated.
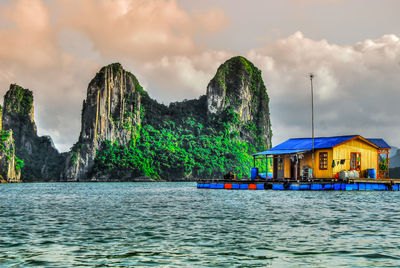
247 32 400 148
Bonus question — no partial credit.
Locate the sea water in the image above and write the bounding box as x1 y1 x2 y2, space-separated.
1 182 400 267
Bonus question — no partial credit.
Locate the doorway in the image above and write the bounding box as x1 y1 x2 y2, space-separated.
274 156 284 179
290 156 300 180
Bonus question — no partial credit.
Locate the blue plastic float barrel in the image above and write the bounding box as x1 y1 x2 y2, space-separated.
272 184 284 190
368 169 376 179
240 184 249 190
368 183 379 191
359 183 366 191
289 184 300 190
300 184 310 190
251 167 259 180
345 184 355 191
311 184 323 190
378 184 386 191
323 184 333 190
256 184 264 190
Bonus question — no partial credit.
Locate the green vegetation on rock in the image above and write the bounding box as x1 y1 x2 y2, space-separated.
6 84 33 115
15 157 24 171
0 130 24 171
0 130 13 157
93 115 253 179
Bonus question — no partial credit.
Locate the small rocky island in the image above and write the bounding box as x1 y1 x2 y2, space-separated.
0 56 272 182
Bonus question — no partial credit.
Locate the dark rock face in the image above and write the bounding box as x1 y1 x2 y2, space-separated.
2 84 64 182
207 56 272 150
61 63 144 181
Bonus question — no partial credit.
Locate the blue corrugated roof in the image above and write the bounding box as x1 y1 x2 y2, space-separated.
254 135 390 156
253 149 310 156
367 138 391 149
272 135 357 151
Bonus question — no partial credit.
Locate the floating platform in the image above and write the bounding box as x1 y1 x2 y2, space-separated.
197 179 400 191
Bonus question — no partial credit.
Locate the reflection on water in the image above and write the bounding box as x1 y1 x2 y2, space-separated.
1 182 400 267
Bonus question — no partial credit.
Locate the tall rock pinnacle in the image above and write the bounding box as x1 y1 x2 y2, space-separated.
0 104 21 182
62 63 144 181
2 84 64 181
206 56 272 150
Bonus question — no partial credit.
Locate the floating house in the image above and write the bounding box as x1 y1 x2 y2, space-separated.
253 135 390 180
196 135 399 191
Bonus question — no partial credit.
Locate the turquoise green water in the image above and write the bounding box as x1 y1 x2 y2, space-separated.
1 182 400 267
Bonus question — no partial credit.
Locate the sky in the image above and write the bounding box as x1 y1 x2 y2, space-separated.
0 0 399 152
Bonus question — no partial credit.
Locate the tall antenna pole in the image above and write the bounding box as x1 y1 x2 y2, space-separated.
310 73 315 179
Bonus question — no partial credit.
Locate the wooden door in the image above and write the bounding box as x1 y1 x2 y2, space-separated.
350 152 361 171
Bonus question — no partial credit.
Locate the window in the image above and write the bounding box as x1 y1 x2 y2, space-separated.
350 153 361 171
319 152 328 170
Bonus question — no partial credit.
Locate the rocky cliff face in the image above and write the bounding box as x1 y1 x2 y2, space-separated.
207 56 272 150
0 130 21 183
62 63 145 181
0 105 21 182
61 57 272 181
2 84 64 181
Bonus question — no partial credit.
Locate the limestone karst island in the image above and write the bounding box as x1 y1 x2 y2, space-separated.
0 57 272 183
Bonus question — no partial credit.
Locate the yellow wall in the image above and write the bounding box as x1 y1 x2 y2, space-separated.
315 149 333 178
332 138 378 178
276 137 378 179
284 155 291 178
297 138 378 178
299 149 333 178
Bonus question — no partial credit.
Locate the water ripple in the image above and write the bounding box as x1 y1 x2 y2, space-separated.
1 182 400 267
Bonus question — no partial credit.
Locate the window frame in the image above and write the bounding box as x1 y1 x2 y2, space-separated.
319 152 328 170
350 152 361 171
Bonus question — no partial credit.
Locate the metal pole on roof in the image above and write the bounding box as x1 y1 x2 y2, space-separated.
310 73 315 178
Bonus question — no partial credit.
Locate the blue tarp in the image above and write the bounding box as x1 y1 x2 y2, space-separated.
254 135 390 156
